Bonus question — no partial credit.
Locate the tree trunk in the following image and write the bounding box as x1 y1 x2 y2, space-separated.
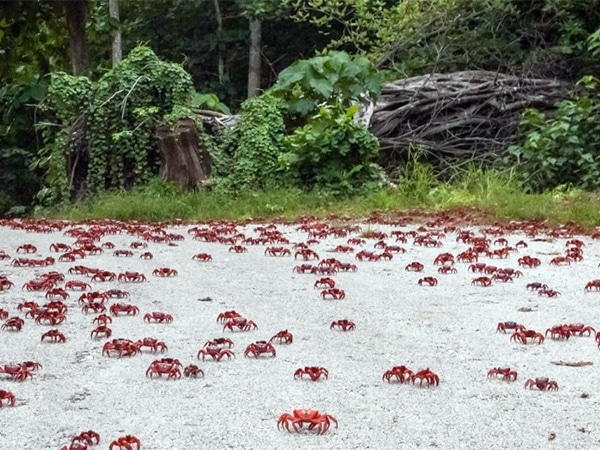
63 0 89 76
247 18 262 98
213 0 225 83
155 119 211 191
109 0 122 66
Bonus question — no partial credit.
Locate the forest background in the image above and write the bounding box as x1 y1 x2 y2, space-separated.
1 0 600 221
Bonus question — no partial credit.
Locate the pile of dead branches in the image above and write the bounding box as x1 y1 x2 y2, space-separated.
369 70 569 170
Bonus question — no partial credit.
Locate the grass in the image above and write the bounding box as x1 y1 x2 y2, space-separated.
38 164 600 228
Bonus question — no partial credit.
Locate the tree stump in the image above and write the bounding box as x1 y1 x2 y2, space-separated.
156 119 211 190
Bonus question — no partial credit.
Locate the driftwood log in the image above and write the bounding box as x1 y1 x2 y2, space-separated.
156 118 212 190
369 70 569 169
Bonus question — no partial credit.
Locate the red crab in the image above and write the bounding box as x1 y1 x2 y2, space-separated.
0 390 16 407
192 253 212 261
90 325 112 339
228 245 248 253
496 321 526 333
438 265 457 274
34 310 66 325
410 368 439 387
93 313 112 325
17 244 37 254
244 340 276 358
22 278 54 291
0 363 34 381
136 337 168 353
109 303 140 316
108 435 141 450
332 245 354 253
152 267 178 277
0 277 14 291
204 337 234 348
524 377 558 391
269 329 293 344
183 364 204 378
337 262 358 272
264 246 291 257
355 250 376 261
545 324 572 340
90 271 116 282
518 256 541 268
102 339 140 358
64 280 91 291
70 430 100 447
216 310 241 323
526 282 548 291
104 289 130 299
197 346 234 361
49 243 72 253
330 319 355 331
487 367 518 381
223 317 258 332
383 365 414 384
294 249 320 260
314 277 335 289
418 276 438 286
405 262 424 272
293 264 314 274
471 276 492 287
2 317 24 331
277 409 338 435
538 288 560 297
139 251 153 260
320 288 346 300
41 329 66 343
565 323 596 336
550 256 571 266
294 366 328 381
117 271 147 282
511 329 545 344
45 287 69 300
113 249 134 257
143 312 173 323
81 302 106 314
584 280 600 292
433 253 454 266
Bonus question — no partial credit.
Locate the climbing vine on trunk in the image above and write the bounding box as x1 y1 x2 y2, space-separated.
35 45 196 204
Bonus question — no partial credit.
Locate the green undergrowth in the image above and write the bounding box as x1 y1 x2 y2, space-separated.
38 166 600 228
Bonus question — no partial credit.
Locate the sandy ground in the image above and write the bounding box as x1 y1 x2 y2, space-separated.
1 218 600 450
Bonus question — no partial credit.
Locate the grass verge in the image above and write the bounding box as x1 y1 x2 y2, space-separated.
38 166 600 227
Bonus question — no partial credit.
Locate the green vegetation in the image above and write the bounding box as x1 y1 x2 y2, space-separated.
39 165 600 229
34 46 198 205
2 1 600 223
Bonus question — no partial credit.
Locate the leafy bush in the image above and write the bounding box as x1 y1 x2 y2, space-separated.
506 78 600 192
282 102 383 194
212 93 288 192
270 50 382 116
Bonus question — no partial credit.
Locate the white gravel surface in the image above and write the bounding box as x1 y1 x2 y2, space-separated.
1 218 600 450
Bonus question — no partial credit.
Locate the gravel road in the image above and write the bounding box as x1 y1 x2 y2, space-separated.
0 218 599 450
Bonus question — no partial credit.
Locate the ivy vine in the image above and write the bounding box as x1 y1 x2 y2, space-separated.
213 93 288 192
35 45 199 203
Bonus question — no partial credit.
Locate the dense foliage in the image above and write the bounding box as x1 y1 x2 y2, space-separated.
505 32 600 192
282 103 383 193
213 93 288 191
506 78 600 192
35 46 196 204
2 0 600 216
